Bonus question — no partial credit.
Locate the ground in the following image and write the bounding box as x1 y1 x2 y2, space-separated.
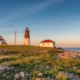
0 45 80 80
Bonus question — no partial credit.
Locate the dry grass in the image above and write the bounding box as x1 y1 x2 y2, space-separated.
0 45 57 52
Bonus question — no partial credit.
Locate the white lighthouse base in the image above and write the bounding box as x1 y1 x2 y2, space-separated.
24 38 30 45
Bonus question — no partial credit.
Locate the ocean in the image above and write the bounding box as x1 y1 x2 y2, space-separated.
63 48 80 52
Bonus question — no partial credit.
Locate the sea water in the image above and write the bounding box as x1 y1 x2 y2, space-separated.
63 48 80 52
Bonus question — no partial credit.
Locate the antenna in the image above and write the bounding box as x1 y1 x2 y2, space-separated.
14 31 17 45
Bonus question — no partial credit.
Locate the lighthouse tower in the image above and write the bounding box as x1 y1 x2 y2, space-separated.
24 28 30 45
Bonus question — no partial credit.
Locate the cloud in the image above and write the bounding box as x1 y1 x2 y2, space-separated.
23 0 65 11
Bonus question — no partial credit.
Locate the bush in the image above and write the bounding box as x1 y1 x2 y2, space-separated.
75 69 80 75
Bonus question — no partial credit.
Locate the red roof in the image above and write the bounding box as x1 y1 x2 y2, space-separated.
40 39 55 43
2 43 7 44
0 39 2 41
0 36 2 41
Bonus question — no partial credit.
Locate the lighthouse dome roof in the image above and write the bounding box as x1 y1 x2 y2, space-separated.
26 27 29 30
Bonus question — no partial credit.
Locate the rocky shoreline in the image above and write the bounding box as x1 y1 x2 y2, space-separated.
58 50 80 59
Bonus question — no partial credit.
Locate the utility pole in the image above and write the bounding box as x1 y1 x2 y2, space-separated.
14 31 17 45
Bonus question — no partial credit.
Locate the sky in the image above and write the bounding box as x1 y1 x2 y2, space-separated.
0 0 80 47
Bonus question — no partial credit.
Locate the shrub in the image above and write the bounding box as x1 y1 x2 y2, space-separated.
9 60 22 67
75 69 80 75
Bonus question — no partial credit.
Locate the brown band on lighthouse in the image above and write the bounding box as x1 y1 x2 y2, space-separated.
24 29 30 38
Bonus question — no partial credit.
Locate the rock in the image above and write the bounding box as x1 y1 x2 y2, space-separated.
1 62 8 66
5 66 10 71
72 75 80 80
47 77 51 80
50 78 56 80
20 71 25 78
25 73 30 78
22 77 26 80
36 78 40 80
10 66 15 70
38 73 43 77
6 76 11 79
10 66 15 72
14 73 20 79
2 67 6 72
46 66 49 69
0 70 4 74
58 51 80 59
4 62 8 65
14 69 18 73
0 67 2 71
2 74 7 77
73 67 77 70
68 73 73 79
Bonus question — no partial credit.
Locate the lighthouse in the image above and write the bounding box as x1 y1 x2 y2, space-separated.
23 28 30 45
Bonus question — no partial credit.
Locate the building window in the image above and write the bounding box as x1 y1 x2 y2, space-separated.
43 43 45 46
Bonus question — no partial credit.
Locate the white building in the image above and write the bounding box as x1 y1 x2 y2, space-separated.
40 39 56 48
0 36 7 45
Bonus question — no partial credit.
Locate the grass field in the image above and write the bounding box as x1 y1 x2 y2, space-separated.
0 45 57 52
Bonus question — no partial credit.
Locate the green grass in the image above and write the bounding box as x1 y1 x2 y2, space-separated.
0 45 62 52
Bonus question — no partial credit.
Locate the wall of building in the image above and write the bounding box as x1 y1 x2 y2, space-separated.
0 41 1 45
40 42 55 48
24 38 30 45
0 38 7 45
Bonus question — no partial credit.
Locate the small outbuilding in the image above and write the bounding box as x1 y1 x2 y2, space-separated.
40 39 56 48
0 36 7 45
